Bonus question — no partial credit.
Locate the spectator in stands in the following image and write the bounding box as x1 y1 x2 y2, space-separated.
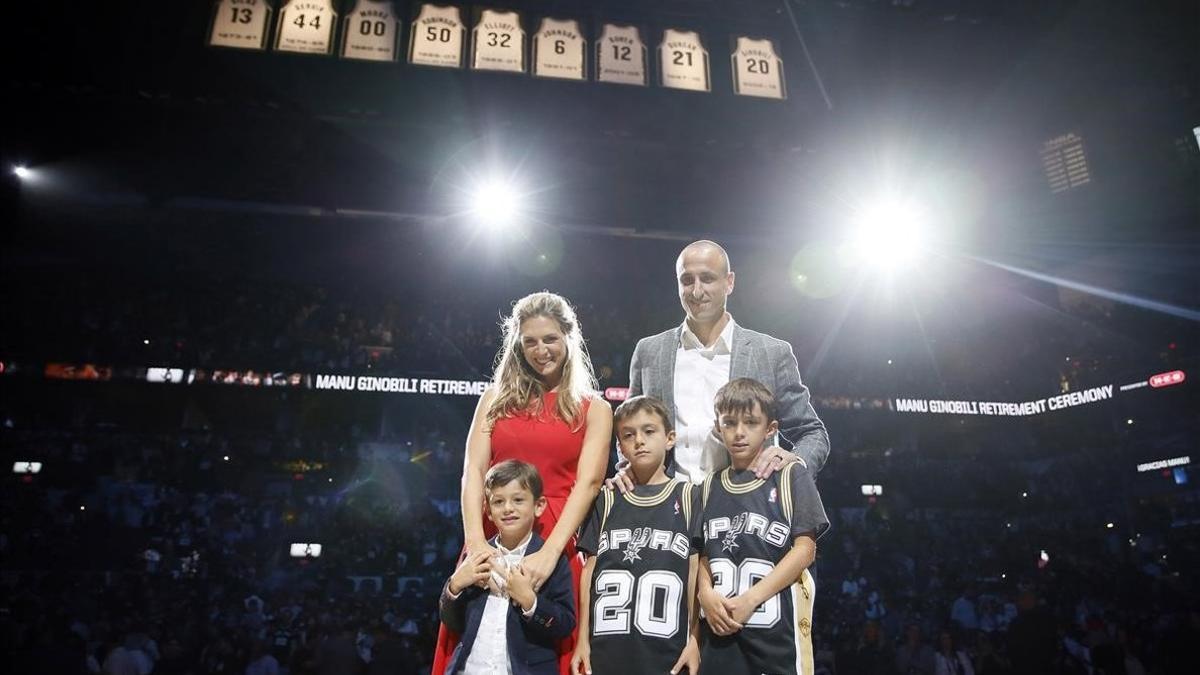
933 629 974 675
950 587 978 632
1005 591 1056 674
895 623 936 675
838 620 896 675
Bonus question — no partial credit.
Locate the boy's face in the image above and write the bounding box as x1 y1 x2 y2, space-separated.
617 409 676 473
485 481 546 541
715 401 779 466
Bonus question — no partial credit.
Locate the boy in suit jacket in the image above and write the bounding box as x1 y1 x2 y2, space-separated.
440 460 576 675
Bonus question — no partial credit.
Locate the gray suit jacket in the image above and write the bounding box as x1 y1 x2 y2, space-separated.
628 323 830 473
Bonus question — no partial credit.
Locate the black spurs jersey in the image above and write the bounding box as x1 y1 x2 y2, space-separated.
577 480 702 675
700 462 830 675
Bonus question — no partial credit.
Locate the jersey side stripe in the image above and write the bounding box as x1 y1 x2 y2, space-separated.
792 570 817 675
600 488 615 530
681 482 693 528
781 462 794 524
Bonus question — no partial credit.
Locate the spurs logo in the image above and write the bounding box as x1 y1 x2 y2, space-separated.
721 514 747 553
623 527 652 563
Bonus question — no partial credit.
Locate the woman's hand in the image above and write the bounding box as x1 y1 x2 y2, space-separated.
518 547 560 591
604 458 636 494
571 640 593 675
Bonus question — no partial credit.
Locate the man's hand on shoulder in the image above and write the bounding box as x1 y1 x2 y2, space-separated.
749 445 802 479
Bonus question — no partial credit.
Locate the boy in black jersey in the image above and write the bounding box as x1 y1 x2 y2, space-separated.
698 378 829 675
574 396 702 675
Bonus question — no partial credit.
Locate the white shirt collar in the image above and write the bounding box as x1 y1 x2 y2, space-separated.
495 531 533 558
680 314 737 352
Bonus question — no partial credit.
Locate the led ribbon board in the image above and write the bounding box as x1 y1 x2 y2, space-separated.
408 4 465 68
341 0 400 62
659 28 709 92
532 18 585 80
209 0 272 50
731 36 785 99
471 8 525 73
275 0 337 55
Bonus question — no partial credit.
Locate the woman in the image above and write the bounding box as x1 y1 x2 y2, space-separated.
934 630 976 675
431 292 612 675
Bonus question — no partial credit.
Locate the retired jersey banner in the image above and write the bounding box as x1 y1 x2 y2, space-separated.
659 29 709 92
209 0 272 50
595 23 647 86
471 8 525 73
340 0 400 62
731 36 785 99
275 0 337 55
532 18 585 80
408 4 465 68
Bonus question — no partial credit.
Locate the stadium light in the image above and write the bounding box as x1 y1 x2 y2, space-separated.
470 179 522 227
844 196 928 270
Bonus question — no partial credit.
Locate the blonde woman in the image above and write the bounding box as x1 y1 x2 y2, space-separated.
431 292 612 675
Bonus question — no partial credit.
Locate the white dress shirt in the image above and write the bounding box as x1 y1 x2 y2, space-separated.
672 315 737 484
460 532 535 675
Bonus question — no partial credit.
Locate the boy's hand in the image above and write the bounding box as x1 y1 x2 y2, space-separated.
571 641 593 675
698 585 741 636
722 593 758 627
506 565 536 612
604 458 636 494
749 445 799 479
669 634 700 674
464 538 500 589
448 551 492 595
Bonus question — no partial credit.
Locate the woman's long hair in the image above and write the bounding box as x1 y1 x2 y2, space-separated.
485 291 598 430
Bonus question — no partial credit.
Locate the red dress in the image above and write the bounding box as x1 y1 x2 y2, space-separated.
431 391 589 675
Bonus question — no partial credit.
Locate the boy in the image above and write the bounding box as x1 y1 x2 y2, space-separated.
698 378 829 675
573 396 702 675
440 460 576 675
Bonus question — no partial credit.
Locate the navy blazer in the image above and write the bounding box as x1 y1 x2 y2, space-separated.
438 533 576 675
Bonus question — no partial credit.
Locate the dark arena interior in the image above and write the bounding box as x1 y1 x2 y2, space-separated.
3 1 1198 674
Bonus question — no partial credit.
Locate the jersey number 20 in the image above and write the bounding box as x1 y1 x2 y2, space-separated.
708 557 780 627
593 570 684 638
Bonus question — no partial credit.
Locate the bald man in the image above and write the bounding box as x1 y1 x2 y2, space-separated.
626 240 830 483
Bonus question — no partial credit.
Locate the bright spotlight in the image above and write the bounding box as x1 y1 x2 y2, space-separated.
845 197 928 270
13 165 32 180
470 180 522 226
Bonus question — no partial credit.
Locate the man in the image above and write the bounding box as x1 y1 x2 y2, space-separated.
625 240 830 484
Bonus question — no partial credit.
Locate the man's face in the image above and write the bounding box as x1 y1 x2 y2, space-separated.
714 401 778 466
617 410 675 475
677 246 734 324
485 481 545 541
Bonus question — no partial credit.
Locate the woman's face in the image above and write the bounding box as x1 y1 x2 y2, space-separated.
519 315 567 383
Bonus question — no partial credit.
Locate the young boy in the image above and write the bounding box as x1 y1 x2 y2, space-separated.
440 460 576 675
573 396 702 675
698 378 830 675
